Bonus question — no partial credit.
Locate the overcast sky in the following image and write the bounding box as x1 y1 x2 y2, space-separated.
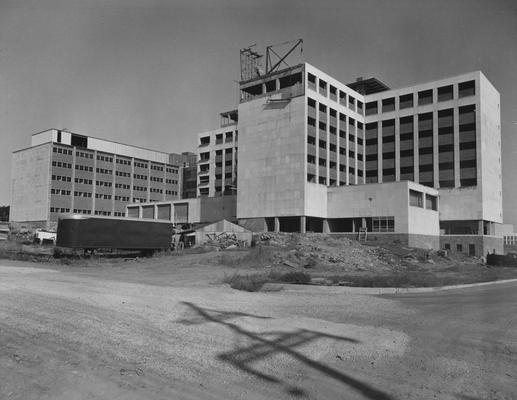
1 0 516 225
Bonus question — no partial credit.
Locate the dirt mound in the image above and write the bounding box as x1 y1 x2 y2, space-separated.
258 232 406 273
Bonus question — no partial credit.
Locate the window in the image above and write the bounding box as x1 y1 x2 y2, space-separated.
308 73 316 90
382 97 395 112
444 243 451 250
307 135 316 145
199 152 210 161
409 189 423 208
437 85 454 101
307 154 316 164
365 101 378 115
200 136 210 146
372 216 395 232
319 79 327 95
456 243 463 252
399 93 413 109
418 89 433 106
308 97 316 108
426 194 438 210
459 80 475 98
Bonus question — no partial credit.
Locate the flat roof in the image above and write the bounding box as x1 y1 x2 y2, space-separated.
346 78 390 95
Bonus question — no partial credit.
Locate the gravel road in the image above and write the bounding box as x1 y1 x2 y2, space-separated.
0 258 515 400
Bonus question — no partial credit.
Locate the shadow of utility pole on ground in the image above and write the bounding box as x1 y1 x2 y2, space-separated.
178 302 395 400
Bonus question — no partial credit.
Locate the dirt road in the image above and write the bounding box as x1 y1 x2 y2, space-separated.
0 258 515 399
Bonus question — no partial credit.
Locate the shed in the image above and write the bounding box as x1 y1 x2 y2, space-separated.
194 219 253 247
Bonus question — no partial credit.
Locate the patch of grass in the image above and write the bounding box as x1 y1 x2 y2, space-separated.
278 271 311 284
222 273 268 292
222 270 312 292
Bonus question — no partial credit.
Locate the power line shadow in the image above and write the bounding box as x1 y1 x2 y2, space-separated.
178 301 395 400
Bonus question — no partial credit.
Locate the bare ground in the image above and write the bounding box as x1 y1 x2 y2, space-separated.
0 255 516 400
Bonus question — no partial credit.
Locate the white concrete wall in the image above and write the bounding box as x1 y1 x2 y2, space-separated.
326 181 439 235
327 181 409 232
304 183 328 218
439 186 482 220
237 95 306 218
10 144 51 222
479 73 503 223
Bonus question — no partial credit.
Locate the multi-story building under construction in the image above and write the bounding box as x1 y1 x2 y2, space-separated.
195 42 503 255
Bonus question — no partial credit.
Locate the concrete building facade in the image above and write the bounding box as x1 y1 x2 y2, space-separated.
230 62 502 255
197 110 238 197
11 129 188 228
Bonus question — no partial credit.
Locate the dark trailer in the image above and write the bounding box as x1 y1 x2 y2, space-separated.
56 214 174 251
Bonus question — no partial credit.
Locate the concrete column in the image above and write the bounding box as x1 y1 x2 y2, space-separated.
413 114 419 184
395 117 400 181
300 216 306 234
433 110 439 188
453 107 461 187
323 219 330 233
274 217 280 232
362 217 367 228
377 120 382 183
478 220 484 236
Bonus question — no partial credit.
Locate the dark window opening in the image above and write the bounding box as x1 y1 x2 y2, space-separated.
438 85 454 101
418 89 433 106
459 80 475 98
399 93 413 109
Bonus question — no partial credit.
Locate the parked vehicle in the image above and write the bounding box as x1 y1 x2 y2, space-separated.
34 229 57 245
56 214 174 254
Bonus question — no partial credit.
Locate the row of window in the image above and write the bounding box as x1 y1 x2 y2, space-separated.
115 183 130 189
150 188 163 194
54 148 179 174
97 155 113 162
150 176 163 182
307 73 363 114
201 131 238 146
75 178 93 185
50 207 70 213
409 189 438 210
96 167 112 175
307 174 356 186
133 186 147 192
134 161 148 168
51 189 71 195
365 81 476 115
165 179 178 184
52 175 71 182
165 190 178 195
76 164 93 172
53 147 73 155
116 171 131 177
115 195 130 201
372 216 395 232
95 211 112 216
95 193 112 199
74 191 92 198
73 209 92 214
96 181 112 187
52 161 72 168
134 173 148 180
76 151 94 159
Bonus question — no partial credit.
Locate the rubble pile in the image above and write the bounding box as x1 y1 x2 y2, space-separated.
205 232 246 250
257 232 409 273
